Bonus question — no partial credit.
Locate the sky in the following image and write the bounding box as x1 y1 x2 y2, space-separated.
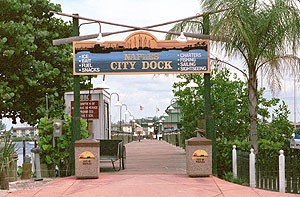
2 0 299 129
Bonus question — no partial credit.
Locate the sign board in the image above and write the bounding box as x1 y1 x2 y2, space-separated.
290 139 300 149
73 31 209 75
71 101 99 119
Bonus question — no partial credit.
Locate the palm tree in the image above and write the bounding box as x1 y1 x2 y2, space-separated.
167 0 300 152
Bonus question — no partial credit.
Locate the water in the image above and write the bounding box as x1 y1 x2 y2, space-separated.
13 141 35 167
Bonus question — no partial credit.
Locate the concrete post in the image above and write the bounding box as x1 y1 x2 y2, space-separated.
249 148 256 188
31 152 35 174
232 145 237 179
31 147 42 179
279 150 285 193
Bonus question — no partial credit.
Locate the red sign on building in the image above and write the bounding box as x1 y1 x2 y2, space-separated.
71 101 99 119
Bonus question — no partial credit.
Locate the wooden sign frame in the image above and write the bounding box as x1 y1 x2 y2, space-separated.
73 31 210 75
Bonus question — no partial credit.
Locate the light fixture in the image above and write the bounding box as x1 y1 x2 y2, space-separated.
161 117 165 121
176 32 187 43
97 75 109 89
130 115 135 122
114 101 122 107
186 79 198 88
169 105 175 110
96 33 105 44
96 23 105 44
98 80 109 89
124 110 130 115
163 112 169 117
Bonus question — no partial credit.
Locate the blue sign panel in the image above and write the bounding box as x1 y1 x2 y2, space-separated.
74 49 209 75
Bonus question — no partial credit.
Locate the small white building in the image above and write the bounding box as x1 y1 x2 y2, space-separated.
11 127 39 138
64 88 111 140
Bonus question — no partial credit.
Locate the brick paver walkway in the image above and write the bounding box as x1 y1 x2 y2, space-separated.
1 139 299 196
100 139 186 174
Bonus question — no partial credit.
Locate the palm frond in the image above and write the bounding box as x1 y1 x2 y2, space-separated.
165 20 204 40
261 55 300 94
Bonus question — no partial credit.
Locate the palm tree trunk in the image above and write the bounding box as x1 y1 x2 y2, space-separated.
248 66 258 153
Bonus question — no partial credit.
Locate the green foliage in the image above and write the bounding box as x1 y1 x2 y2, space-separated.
0 0 92 125
258 101 294 143
0 135 19 174
216 138 292 177
38 115 88 176
174 65 293 141
0 120 6 130
173 65 295 177
17 166 23 177
174 66 261 141
216 138 250 177
223 171 243 185
202 0 300 152
168 0 300 152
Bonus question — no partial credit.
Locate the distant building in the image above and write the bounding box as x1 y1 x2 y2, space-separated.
122 124 133 133
163 102 182 131
111 123 134 133
290 122 300 132
11 127 38 138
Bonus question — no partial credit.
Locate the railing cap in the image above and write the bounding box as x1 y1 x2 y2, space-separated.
279 150 284 155
233 145 236 149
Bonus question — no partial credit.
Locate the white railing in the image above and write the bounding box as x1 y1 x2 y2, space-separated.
232 146 286 193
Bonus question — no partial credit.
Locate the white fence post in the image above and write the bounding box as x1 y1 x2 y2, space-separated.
232 145 237 179
249 148 256 188
279 150 285 193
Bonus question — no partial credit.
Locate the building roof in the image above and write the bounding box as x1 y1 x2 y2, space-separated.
290 122 300 126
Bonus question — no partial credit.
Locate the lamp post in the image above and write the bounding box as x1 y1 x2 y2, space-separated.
168 97 178 111
71 19 106 175
129 114 135 134
177 17 216 175
111 93 122 131
169 98 180 130
120 104 129 131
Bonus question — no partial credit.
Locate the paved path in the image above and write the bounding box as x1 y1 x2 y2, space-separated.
1 139 299 196
100 139 186 174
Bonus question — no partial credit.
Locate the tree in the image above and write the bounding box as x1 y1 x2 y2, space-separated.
168 0 300 152
173 66 246 141
174 65 293 143
0 0 90 125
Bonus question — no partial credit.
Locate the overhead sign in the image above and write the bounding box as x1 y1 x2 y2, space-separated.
73 31 209 75
71 101 99 119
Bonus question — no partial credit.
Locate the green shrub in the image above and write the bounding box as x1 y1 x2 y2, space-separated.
216 138 250 177
223 171 244 185
38 115 88 177
216 138 292 178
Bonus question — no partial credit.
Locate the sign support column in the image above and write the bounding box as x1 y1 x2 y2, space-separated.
71 14 81 175
203 14 217 176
